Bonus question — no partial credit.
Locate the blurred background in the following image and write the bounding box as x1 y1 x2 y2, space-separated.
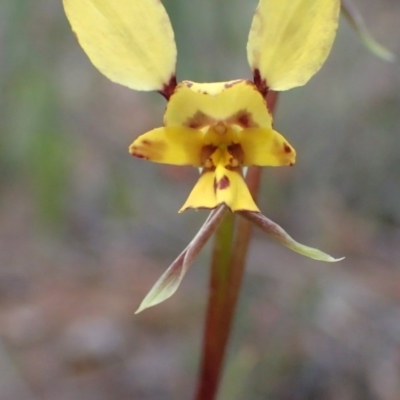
0 0 399 399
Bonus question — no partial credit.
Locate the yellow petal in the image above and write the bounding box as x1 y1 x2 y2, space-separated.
164 80 273 129
238 128 296 166
129 127 203 166
247 0 340 91
214 166 260 212
179 171 218 212
63 0 177 91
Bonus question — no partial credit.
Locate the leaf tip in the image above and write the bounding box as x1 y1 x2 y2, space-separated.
326 256 345 263
362 33 396 62
134 304 147 315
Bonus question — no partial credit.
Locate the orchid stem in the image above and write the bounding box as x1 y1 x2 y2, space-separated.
195 92 279 400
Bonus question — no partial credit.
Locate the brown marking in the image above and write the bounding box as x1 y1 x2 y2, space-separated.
289 162 294 166
228 110 257 128
226 166 242 174
129 145 138 155
244 79 256 87
185 81 193 88
130 149 148 160
189 206 215 210
224 80 242 89
213 178 217 193
227 143 244 164
283 143 292 153
130 139 166 161
253 68 269 99
238 113 249 127
201 145 216 164
185 111 213 129
158 75 177 100
216 175 230 190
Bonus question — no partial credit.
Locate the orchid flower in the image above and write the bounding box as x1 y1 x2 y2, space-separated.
63 0 342 312
63 0 340 213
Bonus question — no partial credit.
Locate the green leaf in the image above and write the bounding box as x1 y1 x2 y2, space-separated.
239 211 344 262
342 0 395 62
135 206 228 313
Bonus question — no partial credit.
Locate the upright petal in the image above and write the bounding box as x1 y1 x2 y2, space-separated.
129 127 203 166
179 171 218 212
63 0 177 91
214 166 260 212
247 0 340 91
238 128 296 166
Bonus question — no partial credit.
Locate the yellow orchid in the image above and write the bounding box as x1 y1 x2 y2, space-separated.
64 0 344 312
63 0 340 213
130 80 295 212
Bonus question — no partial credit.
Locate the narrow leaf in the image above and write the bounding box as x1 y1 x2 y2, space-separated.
240 211 343 262
136 206 228 313
342 0 395 62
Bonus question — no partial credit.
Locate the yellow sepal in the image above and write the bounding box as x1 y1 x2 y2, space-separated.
179 171 218 212
214 166 260 212
238 128 296 166
63 0 177 91
247 0 340 91
129 127 204 166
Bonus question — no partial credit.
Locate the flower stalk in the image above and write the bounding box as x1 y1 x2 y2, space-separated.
195 91 278 400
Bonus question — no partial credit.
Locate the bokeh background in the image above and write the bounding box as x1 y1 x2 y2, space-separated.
1 0 399 399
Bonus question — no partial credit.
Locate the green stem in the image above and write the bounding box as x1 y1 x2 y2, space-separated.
195 92 279 400
194 212 235 400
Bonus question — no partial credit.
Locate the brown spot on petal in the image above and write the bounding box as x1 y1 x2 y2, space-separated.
130 139 166 161
224 80 242 89
253 68 269 99
227 143 244 164
283 143 292 153
238 113 250 127
158 75 177 100
229 110 257 128
201 145 216 164
130 147 149 160
216 175 230 190
185 111 214 129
